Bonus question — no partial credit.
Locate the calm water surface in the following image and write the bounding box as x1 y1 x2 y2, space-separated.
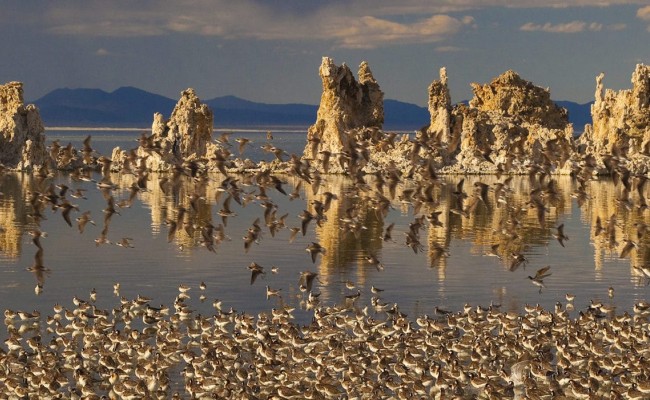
0 129 648 331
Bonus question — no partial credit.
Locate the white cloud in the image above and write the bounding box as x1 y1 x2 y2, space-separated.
324 14 474 49
351 1 650 15
95 48 110 56
607 23 627 31
8 1 639 45
32 2 479 49
521 21 586 33
637 5 650 21
435 46 466 52
520 20 623 33
588 22 603 31
637 5 650 31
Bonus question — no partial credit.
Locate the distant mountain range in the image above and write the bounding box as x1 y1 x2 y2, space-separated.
555 101 593 131
30 86 593 131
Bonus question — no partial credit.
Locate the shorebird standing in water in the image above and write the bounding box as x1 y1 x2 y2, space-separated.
371 285 384 294
266 285 281 299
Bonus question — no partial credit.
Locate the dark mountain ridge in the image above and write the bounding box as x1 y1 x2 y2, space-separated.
31 87 592 131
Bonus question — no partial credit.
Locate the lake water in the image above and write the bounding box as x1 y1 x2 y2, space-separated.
1 129 649 331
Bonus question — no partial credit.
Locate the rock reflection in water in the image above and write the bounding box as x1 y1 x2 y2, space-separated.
1 171 650 319
306 175 382 284
0 173 32 260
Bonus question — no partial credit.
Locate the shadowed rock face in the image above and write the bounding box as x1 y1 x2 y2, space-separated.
303 57 384 169
0 82 48 170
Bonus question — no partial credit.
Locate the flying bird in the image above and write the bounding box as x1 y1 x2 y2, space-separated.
248 262 265 285
365 253 384 271
235 137 251 154
299 210 314 236
58 200 79 227
299 271 319 293
305 242 326 263
619 239 638 259
76 211 96 234
552 224 569 247
382 222 395 242
483 243 501 259
288 227 301 244
26 248 50 286
430 242 450 266
218 195 237 226
528 266 552 294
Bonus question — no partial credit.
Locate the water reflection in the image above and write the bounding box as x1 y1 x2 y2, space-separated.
583 176 650 284
1 169 650 321
307 176 381 276
0 173 31 260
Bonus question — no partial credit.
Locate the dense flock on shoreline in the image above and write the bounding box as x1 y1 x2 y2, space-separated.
3 287 650 399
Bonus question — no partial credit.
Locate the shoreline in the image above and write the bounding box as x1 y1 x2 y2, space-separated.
45 126 312 133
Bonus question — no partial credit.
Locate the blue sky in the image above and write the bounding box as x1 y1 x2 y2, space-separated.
2 1 649 106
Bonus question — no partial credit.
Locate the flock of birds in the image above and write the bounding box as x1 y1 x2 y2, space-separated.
1 129 650 398
2 285 650 399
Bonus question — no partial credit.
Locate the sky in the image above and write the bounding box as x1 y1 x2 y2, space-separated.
1 1 649 106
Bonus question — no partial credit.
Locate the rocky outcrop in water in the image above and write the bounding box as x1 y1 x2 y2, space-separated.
424 67 457 164
0 82 49 170
303 57 384 173
112 88 215 171
578 64 650 173
442 70 574 174
363 68 575 176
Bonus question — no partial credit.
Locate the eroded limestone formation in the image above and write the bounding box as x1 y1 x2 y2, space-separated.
363 68 575 175
303 57 384 172
0 82 49 170
578 64 650 173
425 67 456 163
112 88 214 171
8 61 650 179
444 70 574 174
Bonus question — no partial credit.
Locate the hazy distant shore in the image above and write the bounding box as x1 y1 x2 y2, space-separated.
45 126 312 133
